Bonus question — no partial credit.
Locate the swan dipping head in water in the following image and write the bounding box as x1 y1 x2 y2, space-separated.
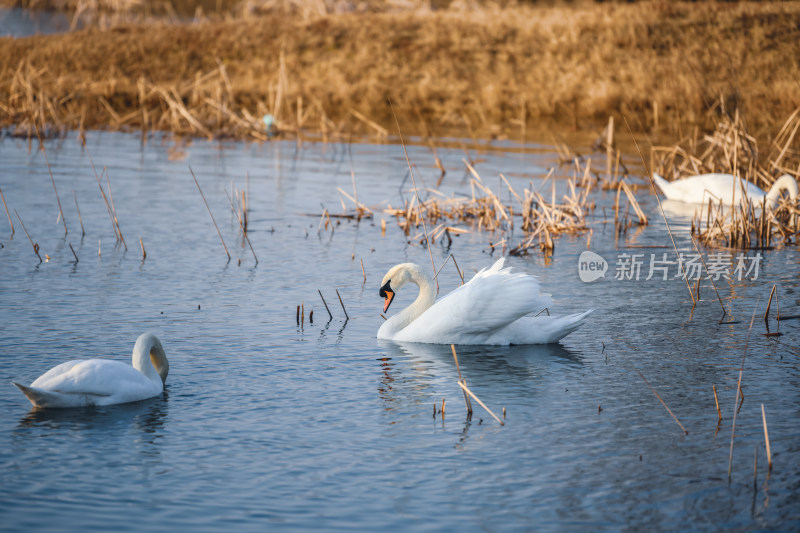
378 257 591 345
13 332 169 409
652 173 799 209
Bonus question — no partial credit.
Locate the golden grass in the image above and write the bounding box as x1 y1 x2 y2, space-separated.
1 2 800 141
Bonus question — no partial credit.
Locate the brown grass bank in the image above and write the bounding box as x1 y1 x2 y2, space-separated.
1 2 800 142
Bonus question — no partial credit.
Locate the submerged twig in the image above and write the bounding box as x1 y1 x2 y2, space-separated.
634 368 688 435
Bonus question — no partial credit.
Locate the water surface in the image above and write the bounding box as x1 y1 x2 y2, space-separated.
1 132 798 531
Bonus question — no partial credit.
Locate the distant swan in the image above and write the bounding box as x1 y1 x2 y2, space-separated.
653 173 798 208
13 333 168 408
378 257 591 345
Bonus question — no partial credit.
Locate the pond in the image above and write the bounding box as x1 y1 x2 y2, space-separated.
0 131 798 531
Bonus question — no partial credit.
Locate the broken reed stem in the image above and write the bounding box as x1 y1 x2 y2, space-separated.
335 289 349 320
14 209 42 262
224 189 258 264
35 123 68 236
69 242 79 263
761 403 772 471
360 258 366 284
0 186 15 235
318 289 333 320
713 384 722 421
73 190 85 236
728 301 760 482
634 368 688 435
764 284 777 324
458 381 504 426
388 99 438 293
189 166 230 261
451 344 473 414
433 253 465 285
139 237 146 260
690 235 728 323
623 116 695 306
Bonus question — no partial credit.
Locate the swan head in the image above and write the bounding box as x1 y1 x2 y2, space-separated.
379 263 426 313
133 332 169 385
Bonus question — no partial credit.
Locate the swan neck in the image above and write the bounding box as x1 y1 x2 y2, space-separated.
387 267 436 334
766 175 799 206
132 333 168 386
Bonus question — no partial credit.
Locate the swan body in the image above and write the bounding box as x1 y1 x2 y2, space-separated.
378 258 591 345
653 173 798 209
13 333 168 408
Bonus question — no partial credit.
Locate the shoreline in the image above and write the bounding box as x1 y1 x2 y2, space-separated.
2 2 800 145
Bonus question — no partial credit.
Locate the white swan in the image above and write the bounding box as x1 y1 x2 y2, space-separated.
378 257 591 345
13 333 168 408
653 173 798 208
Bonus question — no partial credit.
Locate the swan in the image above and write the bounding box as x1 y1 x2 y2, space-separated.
12 333 168 408
652 173 798 208
378 257 591 345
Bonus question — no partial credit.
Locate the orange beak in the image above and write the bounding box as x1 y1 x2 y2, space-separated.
380 280 395 313
383 290 395 313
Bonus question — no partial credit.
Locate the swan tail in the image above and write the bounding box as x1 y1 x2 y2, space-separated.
13 382 58 408
652 173 670 196
539 309 593 344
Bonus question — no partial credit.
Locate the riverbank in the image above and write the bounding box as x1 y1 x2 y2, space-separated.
2 1 799 143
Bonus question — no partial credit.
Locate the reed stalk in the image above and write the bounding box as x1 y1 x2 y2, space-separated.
139 237 146 260
0 186 14 236
389 99 437 293
458 382 504 426
318 289 333 321
189 166 230 261
73 190 85 236
335 289 348 320
761 403 772 471
728 303 759 482
14 209 42 262
69 242 79 263
35 124 68 236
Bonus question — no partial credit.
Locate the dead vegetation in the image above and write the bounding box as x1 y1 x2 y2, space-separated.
1 2 800 141
652 107 800 249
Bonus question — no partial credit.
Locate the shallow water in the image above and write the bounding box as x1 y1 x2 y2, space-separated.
1 132 798 531
0 7 73 37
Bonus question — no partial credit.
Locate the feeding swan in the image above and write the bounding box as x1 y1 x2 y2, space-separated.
378 257 591 344
13 332 168 408
652 173 798 208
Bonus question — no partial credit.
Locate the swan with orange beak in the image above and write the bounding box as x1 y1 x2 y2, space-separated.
377 258 591 345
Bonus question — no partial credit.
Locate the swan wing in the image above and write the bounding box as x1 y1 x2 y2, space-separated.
23 359 160 407
395 258 554 343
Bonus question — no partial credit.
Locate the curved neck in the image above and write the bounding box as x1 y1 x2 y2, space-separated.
132 333 168 386
382 266 436 336
766 175 799 207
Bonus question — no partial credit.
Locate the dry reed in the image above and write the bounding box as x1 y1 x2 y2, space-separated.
4 3 798 143
654 110 800 250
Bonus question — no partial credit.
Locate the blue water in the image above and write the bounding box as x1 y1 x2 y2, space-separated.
1 132 798 531
0 7 73 37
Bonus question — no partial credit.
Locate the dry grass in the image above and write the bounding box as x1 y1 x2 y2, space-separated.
653 109 800 249
384 156 596 255
1 2 800 141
